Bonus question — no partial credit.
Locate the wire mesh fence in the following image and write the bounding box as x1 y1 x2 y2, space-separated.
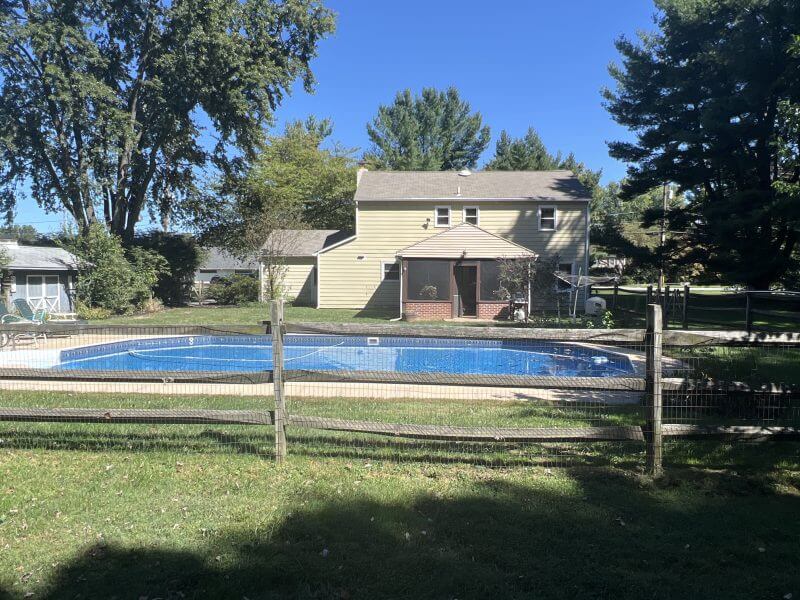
1 304 798 472
279 318 650 468
594 285 800 331
0 323 275 457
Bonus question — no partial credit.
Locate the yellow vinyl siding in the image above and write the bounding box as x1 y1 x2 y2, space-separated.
317 201 586 309
262 257 316 305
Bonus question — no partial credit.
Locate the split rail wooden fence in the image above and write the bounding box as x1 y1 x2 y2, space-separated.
2 302 800 474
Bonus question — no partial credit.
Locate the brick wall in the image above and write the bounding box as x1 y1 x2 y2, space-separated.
477 302 509 320
404 301 452 320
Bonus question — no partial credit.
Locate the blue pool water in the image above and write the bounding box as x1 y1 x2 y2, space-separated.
56 335 635 378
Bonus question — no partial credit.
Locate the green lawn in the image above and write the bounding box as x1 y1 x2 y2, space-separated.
1 390 799 599
99 303 398 326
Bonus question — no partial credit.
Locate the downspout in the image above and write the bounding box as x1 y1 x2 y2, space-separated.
391 257 403 321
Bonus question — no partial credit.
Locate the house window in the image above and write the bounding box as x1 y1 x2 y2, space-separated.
463 206 479 225
434 206 451 227
382 261 400 281
539 206 557 230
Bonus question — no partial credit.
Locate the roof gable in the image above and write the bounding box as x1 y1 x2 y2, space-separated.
397 223 537 259
355 170 591 202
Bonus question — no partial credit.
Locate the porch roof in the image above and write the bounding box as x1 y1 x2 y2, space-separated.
397 223 536 259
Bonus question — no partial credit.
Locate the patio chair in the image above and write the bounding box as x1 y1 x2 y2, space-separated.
14 298 78 322
0 299 33 324
0 299 47 348
12 298 47 324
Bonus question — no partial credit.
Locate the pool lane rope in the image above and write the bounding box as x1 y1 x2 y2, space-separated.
126 340 347 366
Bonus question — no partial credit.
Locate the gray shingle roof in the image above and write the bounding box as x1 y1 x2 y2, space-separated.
1 242 78 271
199 247 259 271
354 170 591 201
261 230 351 257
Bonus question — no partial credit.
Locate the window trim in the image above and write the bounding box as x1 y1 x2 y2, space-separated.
463 206 480 226
434 205 451 228
381 260 400 282
538 205 557 231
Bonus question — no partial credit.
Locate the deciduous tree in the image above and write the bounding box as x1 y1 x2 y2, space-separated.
0 0 335 241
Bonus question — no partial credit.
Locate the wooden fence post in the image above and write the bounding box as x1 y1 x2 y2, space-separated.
645 303 664 477
682 284 689 330
646 284 653 306
663 285 670 330
270 300 287 464
745 291 753 333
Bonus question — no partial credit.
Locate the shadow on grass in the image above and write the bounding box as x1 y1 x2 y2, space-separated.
0 426 648 468
1 468 798 599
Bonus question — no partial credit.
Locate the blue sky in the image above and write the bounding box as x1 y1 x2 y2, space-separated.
15 0 658 232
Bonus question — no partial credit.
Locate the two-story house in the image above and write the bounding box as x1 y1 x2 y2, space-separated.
262 168 591 319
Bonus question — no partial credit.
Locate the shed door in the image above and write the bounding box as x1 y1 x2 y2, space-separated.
27 275 61 311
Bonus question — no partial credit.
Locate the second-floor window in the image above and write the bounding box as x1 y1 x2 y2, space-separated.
463 206 479 225
435 206 451 227
539 206 557 230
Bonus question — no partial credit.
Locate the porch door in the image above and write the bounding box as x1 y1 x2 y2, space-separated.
454 265 477 317
27 275 61 311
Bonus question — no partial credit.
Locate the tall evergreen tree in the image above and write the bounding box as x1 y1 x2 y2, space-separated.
0 0 335 241
486 128 562 170
604 0 800 288
365 87 490 170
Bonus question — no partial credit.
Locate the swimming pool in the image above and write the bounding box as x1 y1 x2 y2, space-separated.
55 335 635 378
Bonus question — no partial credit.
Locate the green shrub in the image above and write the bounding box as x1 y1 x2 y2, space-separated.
206 274 259 305
65 224 169 314
133 232 204 306
75 301 111 321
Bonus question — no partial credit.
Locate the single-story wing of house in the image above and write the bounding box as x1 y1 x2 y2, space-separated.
0 238 79 312
259 229 352 305
264 168 591 320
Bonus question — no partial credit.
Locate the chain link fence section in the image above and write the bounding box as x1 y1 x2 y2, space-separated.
0 323 275 457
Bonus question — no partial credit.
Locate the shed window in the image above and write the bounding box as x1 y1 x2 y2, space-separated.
382 261 400 281
539 207 557 230
407 261 450 300
463 206 479 225
434 206 451 227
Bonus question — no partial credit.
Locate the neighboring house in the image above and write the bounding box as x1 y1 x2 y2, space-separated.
0 238 79 312
194 248 258 297
310 168 591 319
259 230 351 305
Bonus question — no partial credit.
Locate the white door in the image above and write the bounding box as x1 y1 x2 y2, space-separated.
27 275 61 311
